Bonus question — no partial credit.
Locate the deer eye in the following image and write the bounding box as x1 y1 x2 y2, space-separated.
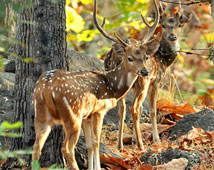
178 24 183 27
145 55 149 60
128 56 134 62
162 24 166 28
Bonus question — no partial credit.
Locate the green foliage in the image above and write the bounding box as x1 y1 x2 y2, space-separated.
0 121 23 137
0 56 3 69
31 160 41 170
31 160 67 170
0 121 66 169
0 0 33 64
194 72 212 95
65 0 149 51
0 121 32 165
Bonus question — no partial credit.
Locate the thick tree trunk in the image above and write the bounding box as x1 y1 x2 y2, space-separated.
5 0 67 168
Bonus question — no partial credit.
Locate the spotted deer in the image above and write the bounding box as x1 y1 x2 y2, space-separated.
102 0 192 151
31 1 160 169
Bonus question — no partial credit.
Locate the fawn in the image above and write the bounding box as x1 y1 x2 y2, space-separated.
102 0 191 151
32 1 160 169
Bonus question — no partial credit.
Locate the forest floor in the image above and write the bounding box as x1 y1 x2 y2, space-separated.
100 103 214 170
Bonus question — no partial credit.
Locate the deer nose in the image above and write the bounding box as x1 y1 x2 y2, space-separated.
140 68 149 76
168 33 177 41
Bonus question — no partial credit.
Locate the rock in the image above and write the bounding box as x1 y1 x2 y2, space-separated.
67 50 104 72
155 158 188 170
4 60 15 73
168 109 214 140
0 71 15 122
0 71 15 149
75 135 123 169
140 148 201 170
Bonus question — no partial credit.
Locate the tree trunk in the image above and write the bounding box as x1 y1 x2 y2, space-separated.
5 0 67 168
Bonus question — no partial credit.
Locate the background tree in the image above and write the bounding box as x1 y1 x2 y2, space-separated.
3 0 67 168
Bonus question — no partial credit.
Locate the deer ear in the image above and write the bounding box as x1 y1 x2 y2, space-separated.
180 12 192 24
112 43 125 56
145 41 160 55
144 32 161 55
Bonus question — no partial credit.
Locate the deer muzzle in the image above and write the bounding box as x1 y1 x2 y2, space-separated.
168 33 177 41
140 68 149 76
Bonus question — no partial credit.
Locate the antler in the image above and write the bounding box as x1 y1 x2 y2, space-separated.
141 0 160 43
114 32 128 47
159 1 164 14
93 0 118 43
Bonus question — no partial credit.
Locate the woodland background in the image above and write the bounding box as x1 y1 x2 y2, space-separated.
0 0 214 169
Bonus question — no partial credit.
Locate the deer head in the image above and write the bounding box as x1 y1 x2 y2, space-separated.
148 1 191 53
94 0 161 72
160 12 191 42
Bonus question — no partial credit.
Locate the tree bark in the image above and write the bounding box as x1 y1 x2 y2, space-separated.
5 0 67 168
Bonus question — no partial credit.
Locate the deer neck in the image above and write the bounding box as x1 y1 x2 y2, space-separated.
156 38 179 67
104 61 138 100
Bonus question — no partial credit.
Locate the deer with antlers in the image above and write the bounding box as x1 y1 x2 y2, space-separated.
101 0 192 151
31 0 160 169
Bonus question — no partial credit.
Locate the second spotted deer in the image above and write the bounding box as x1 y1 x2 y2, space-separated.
102 0 191 151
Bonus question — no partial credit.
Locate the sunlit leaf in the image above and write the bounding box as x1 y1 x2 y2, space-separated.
80 0 92 5
23 57 37 63
136 0 150 4
65 6 85 33
0 121 23 130
129 20 141 30
177 53 184 63
66 33 77 41
204 33 214 41
77 29 99 42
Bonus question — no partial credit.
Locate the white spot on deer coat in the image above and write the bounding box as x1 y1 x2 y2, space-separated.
34 100 37 117
52 91 55 99
63 96 76 120
117 76 124 89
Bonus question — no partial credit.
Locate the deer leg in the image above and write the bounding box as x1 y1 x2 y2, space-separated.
117 97 126 151
63 120 81 170
148 83 160 143
61 132 69 168
131 84 150 150
92 112 104 170
32 105 52 161
131 95 144 150
82 119 94 170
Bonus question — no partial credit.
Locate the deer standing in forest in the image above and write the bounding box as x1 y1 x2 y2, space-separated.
31 0 160 169
102 0 192 151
